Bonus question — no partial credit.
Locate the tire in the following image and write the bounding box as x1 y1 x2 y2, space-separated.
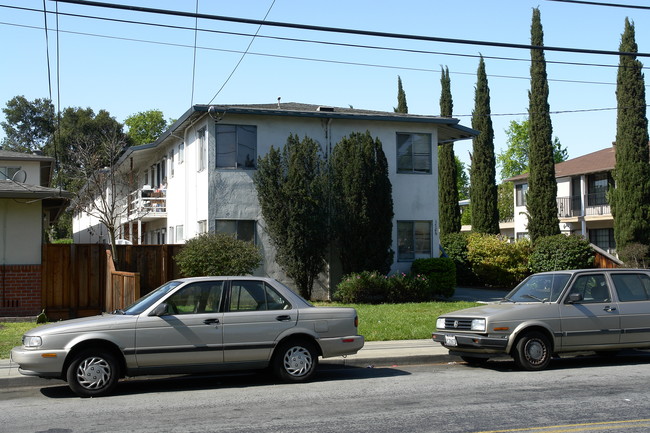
460 355 489 366
512 331 552 371
66 349 120 397
272 339 318 383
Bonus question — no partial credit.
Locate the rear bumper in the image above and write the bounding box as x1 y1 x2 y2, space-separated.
318 335 365 358
432 332 508 353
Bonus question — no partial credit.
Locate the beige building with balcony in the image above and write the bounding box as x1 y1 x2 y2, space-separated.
506 145 616 253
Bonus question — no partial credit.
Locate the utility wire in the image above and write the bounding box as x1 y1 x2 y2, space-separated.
52 0 650 58
207 0 276 104
190 0 199 106
545 0 650 10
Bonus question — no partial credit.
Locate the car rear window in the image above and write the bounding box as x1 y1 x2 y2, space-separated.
611 273 650 302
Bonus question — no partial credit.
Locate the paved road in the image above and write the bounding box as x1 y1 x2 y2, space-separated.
3 354 650 432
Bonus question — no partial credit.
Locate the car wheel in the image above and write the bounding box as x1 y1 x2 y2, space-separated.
272 339 318 383
460 355 489 366
66 349 119 397
512 331 551 371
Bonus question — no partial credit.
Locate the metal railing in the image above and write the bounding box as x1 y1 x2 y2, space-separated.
127 188 167 219
556 193 611 218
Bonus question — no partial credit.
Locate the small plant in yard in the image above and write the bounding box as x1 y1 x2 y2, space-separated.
174 232 262 277
334 271 437 304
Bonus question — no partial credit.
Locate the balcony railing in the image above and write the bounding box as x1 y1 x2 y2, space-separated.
127 188 167 220
556 193 611 218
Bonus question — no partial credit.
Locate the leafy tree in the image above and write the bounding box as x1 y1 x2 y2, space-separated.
611 18 650 250
394 76 408 113
174 232 262 277
331 131 394 275
124 109 168 146
526 8 560 243
470 56 499 234
254 134 329 299
438 66 461 234
1 96 55 153
497 119 568 180
498 182 514 222
456 156 469 200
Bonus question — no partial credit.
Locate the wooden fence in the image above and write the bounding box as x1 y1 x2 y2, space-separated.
41 244 183 320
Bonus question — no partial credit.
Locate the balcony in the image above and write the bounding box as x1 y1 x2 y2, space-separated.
127 188 167 221
556 193 611 219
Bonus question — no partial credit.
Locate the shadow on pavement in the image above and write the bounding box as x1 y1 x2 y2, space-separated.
39 365 410 399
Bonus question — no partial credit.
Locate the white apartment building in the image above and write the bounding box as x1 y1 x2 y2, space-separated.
73 102 477 291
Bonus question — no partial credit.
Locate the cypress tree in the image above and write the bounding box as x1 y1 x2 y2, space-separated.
394 76 409 114
331 131 394 275
470 56 500 234
438 66 461 234
526 8 560 243
611 18 650 249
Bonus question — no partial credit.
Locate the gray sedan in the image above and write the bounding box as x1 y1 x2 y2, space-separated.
433 269 650 370
11 276 364 397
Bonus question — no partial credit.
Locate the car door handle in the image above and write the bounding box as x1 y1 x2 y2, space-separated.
604 306 616 312
203 318 220 325
276 315 291 322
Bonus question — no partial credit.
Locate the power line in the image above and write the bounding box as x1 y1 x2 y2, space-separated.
53 0 650 58
545 0 650 10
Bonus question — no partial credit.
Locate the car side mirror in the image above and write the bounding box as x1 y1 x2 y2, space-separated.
567 293 583 304
150 303 169 317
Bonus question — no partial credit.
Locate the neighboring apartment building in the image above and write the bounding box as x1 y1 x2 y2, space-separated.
73 102 477 295
506 145 616 253
0 150 72 316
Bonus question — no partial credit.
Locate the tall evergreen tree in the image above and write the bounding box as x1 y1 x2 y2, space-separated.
394 76 408 114
526 8 560 243
331 131 394 275
254 135 330 299
470 56 500 234
611 18 650 249
438 66 461 234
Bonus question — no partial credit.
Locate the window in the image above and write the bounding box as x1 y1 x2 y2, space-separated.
216 124 257 169
179 143 185 164
165 281 224 315
612 273 650 302
197 128 206 172
169 226 175 243
587 172 611 206
515 183 528 207
229 281 290 312
197 220 207 234
566 274 610 303
170 150 175 178
589 228 615 252
216 220 256 243
0 166 20 180
397 221 432 261
175 225 184 243
397 133 431 173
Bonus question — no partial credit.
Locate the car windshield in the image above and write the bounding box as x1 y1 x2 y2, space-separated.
505 273 571 303
122 281 183 315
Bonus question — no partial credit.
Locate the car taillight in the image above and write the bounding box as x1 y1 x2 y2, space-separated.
354 316 359 328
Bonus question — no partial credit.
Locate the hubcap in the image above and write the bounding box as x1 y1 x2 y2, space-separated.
525 339 546 365
76 357 111 390
283 346 313 377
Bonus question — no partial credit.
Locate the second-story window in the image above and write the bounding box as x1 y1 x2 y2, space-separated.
397 133 431 174
0 166 20 180
516 183 528 207
197 128 206 172
179 143 185 164
216 124 257 169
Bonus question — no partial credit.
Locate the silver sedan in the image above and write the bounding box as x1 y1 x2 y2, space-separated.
11 276 364 397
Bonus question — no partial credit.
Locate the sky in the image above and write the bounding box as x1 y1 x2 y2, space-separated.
2 0 650 179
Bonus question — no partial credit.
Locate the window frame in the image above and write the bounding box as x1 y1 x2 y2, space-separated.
515 183 528 207
397 220 432 261
215 219 257 244
396 132 432 174
215 124 258 169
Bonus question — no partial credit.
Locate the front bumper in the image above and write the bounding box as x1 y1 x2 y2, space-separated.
432 332 509 353
10 346 67 378
318 335 365 358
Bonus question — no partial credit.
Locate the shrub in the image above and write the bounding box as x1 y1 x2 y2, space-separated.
617 242 649 268
411 258 456 298
174 233 262 277
528 234 594 273
466 233 531 288
440 232 476 285
334 271 435 304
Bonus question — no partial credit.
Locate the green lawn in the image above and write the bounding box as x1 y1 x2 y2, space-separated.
0 301 478 359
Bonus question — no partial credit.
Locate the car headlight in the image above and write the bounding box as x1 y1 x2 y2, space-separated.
23 336 42 348
471 319 486 332
436 318 446 330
